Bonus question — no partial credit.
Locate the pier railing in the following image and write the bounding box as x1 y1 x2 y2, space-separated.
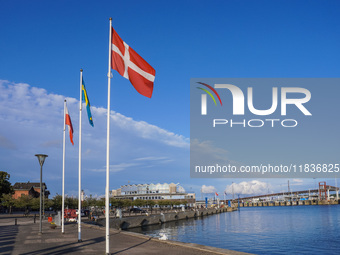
238 199 339 207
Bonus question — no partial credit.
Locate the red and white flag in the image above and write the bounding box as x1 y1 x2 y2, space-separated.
111 27 156 98
65 104 74 145
215 192 219 196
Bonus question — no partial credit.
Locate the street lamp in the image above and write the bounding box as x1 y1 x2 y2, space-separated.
43 185 45 219
35 154 48 235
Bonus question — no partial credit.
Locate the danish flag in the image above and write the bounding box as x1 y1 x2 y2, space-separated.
111 27 156 98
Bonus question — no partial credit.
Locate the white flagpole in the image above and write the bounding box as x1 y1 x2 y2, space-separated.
62 100 66 234
105 17 112 255
78 69 83 242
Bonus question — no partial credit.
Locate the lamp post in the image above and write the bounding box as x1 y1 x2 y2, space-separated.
43 185 45 219
35 154 48 235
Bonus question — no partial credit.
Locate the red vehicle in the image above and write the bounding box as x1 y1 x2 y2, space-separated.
64 209 77 222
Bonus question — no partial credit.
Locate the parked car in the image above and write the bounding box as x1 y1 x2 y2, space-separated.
129 208 146 213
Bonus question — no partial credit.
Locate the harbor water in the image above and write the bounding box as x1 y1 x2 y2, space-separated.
128 205 340 254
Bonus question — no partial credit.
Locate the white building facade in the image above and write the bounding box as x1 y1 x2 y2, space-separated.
112 183 195 205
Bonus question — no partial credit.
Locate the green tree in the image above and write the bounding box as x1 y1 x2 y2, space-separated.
110 198 124 208
45 198 53 210
30 197 40 210
146 200 155 211
133 199 146 207
173 201 182 207
82 199 88 208
15 194 33 213
1 193 15 213
122 199 132 208
51 194 62 211
29 197 53 212
96 197 105 207
0 171 13 202
65 196 78 209
83 195 97 208
157 200 171 210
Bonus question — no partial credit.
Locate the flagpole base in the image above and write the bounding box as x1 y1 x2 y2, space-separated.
78 239 82 243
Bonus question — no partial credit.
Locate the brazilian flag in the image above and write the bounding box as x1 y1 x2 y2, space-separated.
82 78 94 127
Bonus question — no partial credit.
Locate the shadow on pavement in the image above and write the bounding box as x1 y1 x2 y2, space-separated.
112 239 151 254
15 233 150 255
0 225 19 254
19 236 105 255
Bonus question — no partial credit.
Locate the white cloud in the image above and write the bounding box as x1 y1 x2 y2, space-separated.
0 80 189 196
110 112 189 149
134 156 174 164
225 180 271 195
191 139 230 162
0 80 189 150
291 179 304 186
91 163 141 173
201 185 217 194
0 135 16 150
135 156 168 161
41 140 62 148
190 139 239 170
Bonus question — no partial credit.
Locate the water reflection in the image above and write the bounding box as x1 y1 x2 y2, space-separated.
128 205 340 255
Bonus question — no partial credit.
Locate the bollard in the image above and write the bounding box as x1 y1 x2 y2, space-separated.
15 218 17 225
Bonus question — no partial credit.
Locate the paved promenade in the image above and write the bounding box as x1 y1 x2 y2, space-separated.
0 216 251 255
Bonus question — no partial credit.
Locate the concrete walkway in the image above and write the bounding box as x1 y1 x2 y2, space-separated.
0 217 252 255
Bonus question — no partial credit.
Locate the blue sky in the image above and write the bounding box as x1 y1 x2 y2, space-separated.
1 0 340 198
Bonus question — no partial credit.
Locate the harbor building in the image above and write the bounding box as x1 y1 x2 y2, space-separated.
12 182 50 199
111 183 196 206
